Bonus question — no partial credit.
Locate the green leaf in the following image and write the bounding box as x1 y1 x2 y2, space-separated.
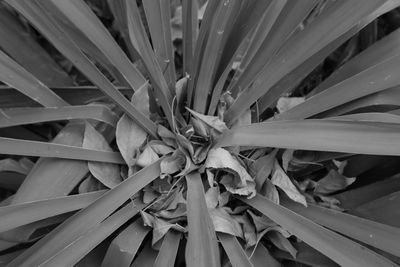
218 233 253 267
6 0 158 137
350 191 400 228
228 0 317 98
276 54 400 120
142 0 176 90
0 105 118 128
283 199 400 258
226 0 387 123
6 160 160 267
10 123 89 204
37 204 140 267
101 218 150 267
185 172 221 267
333 176 400 210
153 231 182 267
0 191 104 233
215 120 400 156
0 5 72 87
47 0 146 90
0 136 124 164
193 0 242 113
246 243 281 267
83 123 122 188
125 0 174 127
0 49 68 107
182 0 198 76
240 194 398 267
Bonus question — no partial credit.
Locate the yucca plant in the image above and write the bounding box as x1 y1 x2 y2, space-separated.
0 0 400 266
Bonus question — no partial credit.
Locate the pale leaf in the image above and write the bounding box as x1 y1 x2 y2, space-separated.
205 148 256 198
136 145 159 168
271 160 307 206
83 123 121 188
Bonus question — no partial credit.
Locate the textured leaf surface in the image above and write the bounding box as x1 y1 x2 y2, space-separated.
185 172 220 267
241 194 398 267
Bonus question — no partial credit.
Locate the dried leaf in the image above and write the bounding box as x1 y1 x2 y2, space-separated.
253 149 277 190
271 160 307 206
205 187 219 209
116 87 149 167
261 178 280 204
186 107 228 133
235 214 257 248
148 140 175 155
205 148 256 198
83 123 122 188
281 149 294 172
0 158 31 174
247 210 276 233
160 150 185 178
136 145 159 168
276 97 305 114
314 169 356 195
209 208 243 238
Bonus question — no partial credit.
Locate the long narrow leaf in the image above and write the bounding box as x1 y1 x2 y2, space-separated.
0 50 68 107
0 6 73 87
282 199 400 257
334 176 400 210
39 204 139 266
153 230 182 267
240 195 398 267
215 120 400 156
276 55 400 120
218 233 253 267
143 0 176 90
193 0 242 114
0 105 118 128
182 0 198 76
0 191 104 233
185 172 220 267
226 0 386 123
6 0 158 137
7 160 160 267
48 0 146 90
125 0 173 127
101 218 150 267
0 137 124 164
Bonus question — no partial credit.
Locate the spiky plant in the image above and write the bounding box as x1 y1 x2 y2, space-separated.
0 0 400 266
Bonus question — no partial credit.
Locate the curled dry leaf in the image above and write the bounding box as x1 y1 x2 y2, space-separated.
136 144 159 168
209 207 243 238
83 123 122 188
205 148 256 198
271 160 307 207
116 86 149 167
0 158 32 174
205 187 219 209
276 97 305 114
160 150 186 178
314 169 356 195
186 107 229 133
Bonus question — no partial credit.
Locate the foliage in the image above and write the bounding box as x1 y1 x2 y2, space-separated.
0 0 400 266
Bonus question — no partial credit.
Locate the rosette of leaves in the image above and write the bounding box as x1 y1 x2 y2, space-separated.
0 0 400 266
